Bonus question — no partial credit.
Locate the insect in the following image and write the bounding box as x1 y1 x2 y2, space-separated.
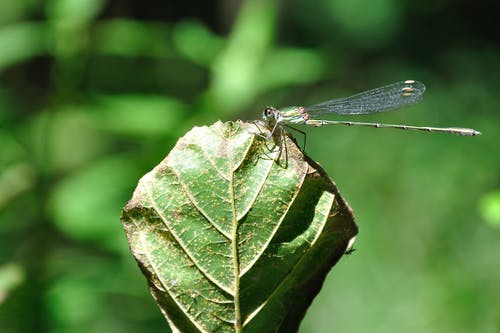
262 80 481 142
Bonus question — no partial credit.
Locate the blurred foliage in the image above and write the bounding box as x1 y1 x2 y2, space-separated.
0 0 498 332
479 190 500 228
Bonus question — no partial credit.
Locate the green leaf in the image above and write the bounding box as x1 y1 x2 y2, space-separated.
121 121 357 332
479 189 500 228
0 263 25 304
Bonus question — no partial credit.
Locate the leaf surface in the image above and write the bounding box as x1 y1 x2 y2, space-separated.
121 121 357 332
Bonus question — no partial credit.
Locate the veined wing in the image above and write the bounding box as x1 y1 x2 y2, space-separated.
305 80 426 116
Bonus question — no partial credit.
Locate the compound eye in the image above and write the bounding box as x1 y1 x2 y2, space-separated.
264 107 273 117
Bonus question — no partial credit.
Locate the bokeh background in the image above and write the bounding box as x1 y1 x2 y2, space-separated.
0 0 499 332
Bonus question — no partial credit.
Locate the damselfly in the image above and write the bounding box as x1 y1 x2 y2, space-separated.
262 80 481 139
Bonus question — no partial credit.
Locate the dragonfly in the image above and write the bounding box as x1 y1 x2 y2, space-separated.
262 80 481 141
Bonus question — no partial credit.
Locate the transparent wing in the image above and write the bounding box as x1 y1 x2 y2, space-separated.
304 80 426 116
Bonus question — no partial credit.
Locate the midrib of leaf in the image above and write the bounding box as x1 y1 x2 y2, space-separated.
228 143 242 333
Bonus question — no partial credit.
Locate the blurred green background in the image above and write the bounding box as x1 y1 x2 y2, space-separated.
0 0 498 332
